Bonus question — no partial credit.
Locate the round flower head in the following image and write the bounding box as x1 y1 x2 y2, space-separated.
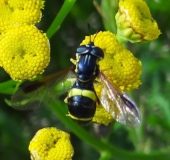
0 25 50 81
81 31 142 125
29 127 74 160
115 0 161 43
0 0 45 32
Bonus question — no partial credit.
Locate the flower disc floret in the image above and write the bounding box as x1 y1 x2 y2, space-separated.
115 0 161 43
93 102 114 126
81 31 142 91
0 1 12 32
93 106 114 125
29 127 74 160
0 25 50 81
0 0 45 32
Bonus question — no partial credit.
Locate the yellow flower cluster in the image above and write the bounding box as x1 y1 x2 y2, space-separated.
0 25 50 80
81 31 142 125
0 0 44 32
0 0 50 81
115 0 161 43
29 127 74 160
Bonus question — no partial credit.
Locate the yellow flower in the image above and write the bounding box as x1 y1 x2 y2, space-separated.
0 25 50 81
29 127 74 160
81 31 142 91
93 104 114 125
115 0 161 43
81 31 142 125
0 0 45 32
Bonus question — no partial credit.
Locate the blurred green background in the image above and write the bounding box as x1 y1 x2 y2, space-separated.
1 0 170 160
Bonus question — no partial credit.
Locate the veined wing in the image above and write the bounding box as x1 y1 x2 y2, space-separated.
11 66 76 110
98 72 141 127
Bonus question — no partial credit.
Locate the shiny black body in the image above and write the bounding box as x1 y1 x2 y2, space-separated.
76 54 99 81
67 42 104 123
76 42 104 82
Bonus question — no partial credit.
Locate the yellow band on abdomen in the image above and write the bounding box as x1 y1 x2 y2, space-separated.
68 88 96 101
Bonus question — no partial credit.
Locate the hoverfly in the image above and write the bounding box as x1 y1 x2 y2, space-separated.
11 33 141 127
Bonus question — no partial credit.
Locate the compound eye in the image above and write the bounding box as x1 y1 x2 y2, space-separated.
91 47 104 60
77 45 90 54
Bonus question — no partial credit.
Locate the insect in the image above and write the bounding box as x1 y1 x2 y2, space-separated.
11 33 141 127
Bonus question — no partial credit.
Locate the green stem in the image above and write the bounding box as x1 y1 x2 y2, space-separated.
46 0 76 39
49 101 170 160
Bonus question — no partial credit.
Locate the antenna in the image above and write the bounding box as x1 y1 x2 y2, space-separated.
87 23 92 43
87 23 103 43
93 25 103 42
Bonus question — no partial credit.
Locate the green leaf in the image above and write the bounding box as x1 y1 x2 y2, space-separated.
100 0 118 33
0 80 19 94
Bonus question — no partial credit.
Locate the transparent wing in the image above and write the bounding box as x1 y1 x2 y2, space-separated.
11 66 76 110
98 72 141 127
